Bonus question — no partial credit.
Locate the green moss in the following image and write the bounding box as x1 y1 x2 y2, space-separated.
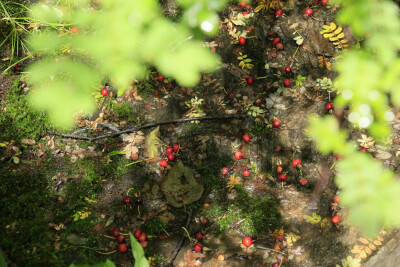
205 186 280 236
142 217 169 236
249 121 271 136
197 139 230 190
0 79 52 142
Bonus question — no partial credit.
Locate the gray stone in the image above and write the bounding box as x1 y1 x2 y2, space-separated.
66 233 87 246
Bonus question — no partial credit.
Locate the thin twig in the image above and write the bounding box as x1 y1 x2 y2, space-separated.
164 208 193 266
53 114 248 141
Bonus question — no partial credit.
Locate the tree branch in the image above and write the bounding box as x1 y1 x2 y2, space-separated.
53 114 248 141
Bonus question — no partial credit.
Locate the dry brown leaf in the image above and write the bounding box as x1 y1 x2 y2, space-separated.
373 240 382 246
368 243 376 250
359 237 370 245
376 235 384 241
133 85 142 101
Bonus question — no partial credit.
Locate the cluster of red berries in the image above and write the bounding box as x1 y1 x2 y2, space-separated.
133 229 148 248
221 135 251 177
159 144 180 167
192 232 204 252
112 227 129 252
272 37 284 50
331 196 341 224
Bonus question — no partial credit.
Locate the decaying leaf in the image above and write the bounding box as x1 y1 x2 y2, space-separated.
145 127 161 158
359 237 370 245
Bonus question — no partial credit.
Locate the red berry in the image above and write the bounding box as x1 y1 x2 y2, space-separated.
54 195 60 202
299 177 308 186
275 9 283 16
140 240 148 248
243 134 250 143
193 243 203 252
272 120 281 128
242 11 248 16
195 232 204 240
315 0 319 4
276 43 284 50
285 66 292 73
361 147 368 152
221 167 229 175
172 144 179 152
112 228 120 237
70 27 79 33
101 88 108 96
292 159 302 168
134 229 142 239
228 93 234 98
117 235 125 243
305 8 313 16
336 155 343 160
331 215 340 224
283 79 291 87
246 77 253 84
242 169 250 177
279 174 287 182
167 153 175 161
166 147 173 154
239 1 246 7
159 160 168 167
276 165 283 173
242 236 253 247
20 81 27 88
333 196 340 203
157 75 164 82
321 0 328 5
273 38 280 45
272 263 279 267
239 36 246 45
326 103 334 111
234 151 243 160
118 243 127 253
123 197 131 204
138 233 147 242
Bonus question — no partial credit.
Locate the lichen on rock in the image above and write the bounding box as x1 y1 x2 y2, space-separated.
161 160 204 208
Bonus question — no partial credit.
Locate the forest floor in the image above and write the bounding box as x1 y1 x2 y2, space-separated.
1 1 400 267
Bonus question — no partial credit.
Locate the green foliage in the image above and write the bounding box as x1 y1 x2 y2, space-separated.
307 0 400 236
249 121 271 135
295 74 306 86
70 259 116 267
130 233 149 267
237 53 254 70
336 256 361 267
0 79 50 142
27 0 223 129
142 217 168 236
112 101 134 121
0 252 6 267
205 186 280 235
0 0 33 69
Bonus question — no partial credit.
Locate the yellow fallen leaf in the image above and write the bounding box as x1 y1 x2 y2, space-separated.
351 248 361 254
376 235 384 241
359 237 370 245
368 243 376 250
354 245 366 250
364 247 372 254
360 250 367 259
373 240 382 246
334 27 343 35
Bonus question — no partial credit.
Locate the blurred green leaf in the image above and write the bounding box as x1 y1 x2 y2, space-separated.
130 233 149 267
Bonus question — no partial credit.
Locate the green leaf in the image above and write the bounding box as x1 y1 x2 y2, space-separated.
107 151 127 157
69 259 116 267
13 157 19 164
130 233 149 267
0 252 7 267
